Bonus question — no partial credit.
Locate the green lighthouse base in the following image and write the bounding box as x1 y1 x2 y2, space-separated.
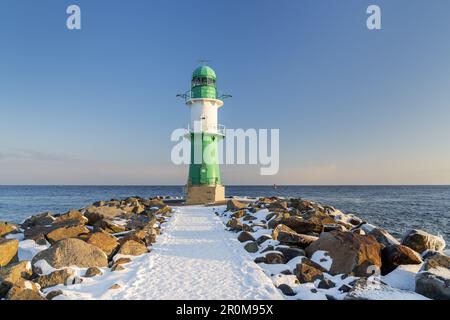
185 184 225 205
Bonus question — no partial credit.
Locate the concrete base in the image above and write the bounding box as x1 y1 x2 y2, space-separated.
185 185 225 205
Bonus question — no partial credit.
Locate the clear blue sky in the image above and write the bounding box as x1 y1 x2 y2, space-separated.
1 0 450 185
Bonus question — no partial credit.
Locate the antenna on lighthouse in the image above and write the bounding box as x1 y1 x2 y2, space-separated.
197 59 211 65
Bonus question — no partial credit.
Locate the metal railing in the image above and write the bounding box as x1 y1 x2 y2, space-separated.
187 123 226 136
176 90 232 102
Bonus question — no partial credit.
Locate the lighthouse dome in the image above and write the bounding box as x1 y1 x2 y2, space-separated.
192 65 216 79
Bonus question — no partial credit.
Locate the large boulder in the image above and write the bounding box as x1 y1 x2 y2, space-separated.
84 206 124 225
415 252 450 300
0 261 32 297
305 230 384 277
368 228 400 247
53 210 88 225
0 239 19 267
21 212 55 229
31 238 108 269
227 199 247 211
381 244 422 275
46 224 90 244
401 229 446 254
272 224 318 248
80 231 119 258
116 240 149 256
0 221 18 237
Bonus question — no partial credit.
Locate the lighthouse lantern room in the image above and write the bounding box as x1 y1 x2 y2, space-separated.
177 65 230 204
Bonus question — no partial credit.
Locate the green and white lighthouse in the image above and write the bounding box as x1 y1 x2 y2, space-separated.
178 65 231 204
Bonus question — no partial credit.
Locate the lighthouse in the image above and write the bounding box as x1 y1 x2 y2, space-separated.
177 65 231 204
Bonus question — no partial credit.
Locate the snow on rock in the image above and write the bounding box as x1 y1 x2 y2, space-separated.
18 239 50 261
381 264 422 291
311 251 332 272
345 277 429 300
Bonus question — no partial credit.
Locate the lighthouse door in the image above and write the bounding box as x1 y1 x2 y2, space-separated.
200 166 208 184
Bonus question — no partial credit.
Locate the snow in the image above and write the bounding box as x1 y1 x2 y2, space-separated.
311 251 332 271
5 233 24 241
347 277 429 300
18 239 50 261
381 264 422 291
34 259 57 275
53 205 284 300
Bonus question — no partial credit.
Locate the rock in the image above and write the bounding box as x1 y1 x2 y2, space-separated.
265 252 285 264
111 264 125 271
421 252 450 271
231 210 246 219
306 230 384 277
116 240 149 256
32 238 108 269
36 268 75 289
318 278 336 289
0 261 32 297
115 257 132 265
0 221 18 237
46 224 90 244
84 267 103 277
237 231 255 243
84 206 123 225
256 234 273 245
267 200 288 211
227 199 247 211
415 252 450 300
401 229 446 254
109 283 121 290
244 241 259 253
99 219 127 234
277 284 296 296
272 224 318 248
281 216 329 234
381 244 422 275
275 246 305 262
323 224 348 233
53 210 88 225
126 215 157 231
242 224 254 232
294 259 325 283
0 239 19 267
243 215 257 221
345 277 428 300
81 231 119 258
21 212 55 229
145 198 166 208
368 228 400 247
7 288 46 300
226 218 243 231
46 290 63 300
254 256 266 264
338 284 352 293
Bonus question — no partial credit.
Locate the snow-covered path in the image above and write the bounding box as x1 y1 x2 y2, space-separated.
108 205 283 300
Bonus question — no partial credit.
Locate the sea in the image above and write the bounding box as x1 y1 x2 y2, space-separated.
0 185 448 247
